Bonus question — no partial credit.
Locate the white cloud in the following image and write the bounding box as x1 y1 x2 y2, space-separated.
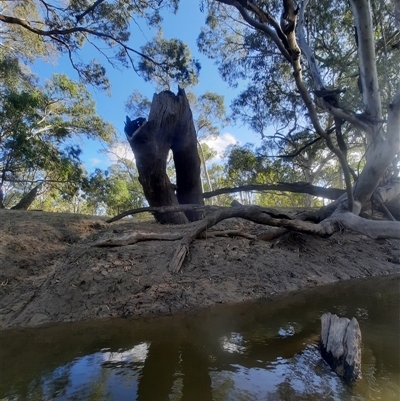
89 157 102 166
202 132 238 162
107 143 135 163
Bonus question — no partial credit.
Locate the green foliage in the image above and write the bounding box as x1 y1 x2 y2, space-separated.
189 92 230 140
0 53 115 208
138 31 201 90
0 0 54 62
0 1 186 89
125 91 152 119
205 163 235 206
224 144 307 207
83 164 145 216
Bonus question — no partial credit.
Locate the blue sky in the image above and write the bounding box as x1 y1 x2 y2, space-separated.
31 2 261 174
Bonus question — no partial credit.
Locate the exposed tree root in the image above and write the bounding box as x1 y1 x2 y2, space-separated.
94 232 183 247
106 203 294 223
199 230 257 240
105 204 210 223
94 229 257 247
169 206 400 272
102 203 400 273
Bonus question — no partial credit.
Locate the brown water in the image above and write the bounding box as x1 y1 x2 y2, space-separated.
1 275 399 401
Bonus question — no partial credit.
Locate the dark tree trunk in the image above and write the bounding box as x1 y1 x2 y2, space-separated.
0 185 4 209
125 88 203 224
171 88 204 222
11 183 42 210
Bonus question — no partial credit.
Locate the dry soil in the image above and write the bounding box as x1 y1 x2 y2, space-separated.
1 209 399 329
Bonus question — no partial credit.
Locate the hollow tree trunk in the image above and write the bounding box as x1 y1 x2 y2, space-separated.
125 88 203 224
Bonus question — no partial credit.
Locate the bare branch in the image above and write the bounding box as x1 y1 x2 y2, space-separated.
296 0 324 90
106 204 211 223
203 182 345 200
215 0 292 62
75 0 107 23
0 13 160 66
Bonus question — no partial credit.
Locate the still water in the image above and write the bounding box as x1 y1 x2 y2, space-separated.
1 275 399 401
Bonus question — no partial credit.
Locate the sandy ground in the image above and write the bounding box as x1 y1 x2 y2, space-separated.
1 209 399 329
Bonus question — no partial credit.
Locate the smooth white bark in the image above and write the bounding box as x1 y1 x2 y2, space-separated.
349 0 382 120
355 86 400 204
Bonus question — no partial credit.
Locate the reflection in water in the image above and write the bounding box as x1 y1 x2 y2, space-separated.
1 275 399 401
28 343 150 400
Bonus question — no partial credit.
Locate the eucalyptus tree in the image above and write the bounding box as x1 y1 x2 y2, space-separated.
222 143 308 205
0 55 115 208
196 0 400 236
82 164 145 216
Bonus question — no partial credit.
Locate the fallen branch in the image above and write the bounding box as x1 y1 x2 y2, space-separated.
102 204 400 273
169 205 330 273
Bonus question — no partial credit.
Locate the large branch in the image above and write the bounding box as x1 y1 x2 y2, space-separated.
105 204 210 223
282 0 355 211
106 203 293 223
0 13 157 65
203 182 345 200
296 0 324 90
106 182 346 224
296 1 368 132
215 0 292 62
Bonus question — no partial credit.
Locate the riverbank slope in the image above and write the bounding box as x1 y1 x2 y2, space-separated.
1 209 399 329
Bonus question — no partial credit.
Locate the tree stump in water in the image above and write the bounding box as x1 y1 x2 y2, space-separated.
320 312 362 383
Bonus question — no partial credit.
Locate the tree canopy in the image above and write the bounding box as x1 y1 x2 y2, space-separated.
0 52 115 208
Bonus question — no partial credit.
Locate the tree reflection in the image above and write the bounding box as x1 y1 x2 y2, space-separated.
1 276 399 400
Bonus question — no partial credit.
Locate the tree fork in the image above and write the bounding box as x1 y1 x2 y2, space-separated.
125 88 203 224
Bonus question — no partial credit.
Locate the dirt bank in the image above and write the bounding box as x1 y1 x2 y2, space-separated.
1 209 399 329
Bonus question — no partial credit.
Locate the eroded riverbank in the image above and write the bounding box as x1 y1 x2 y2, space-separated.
1 209 399 329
